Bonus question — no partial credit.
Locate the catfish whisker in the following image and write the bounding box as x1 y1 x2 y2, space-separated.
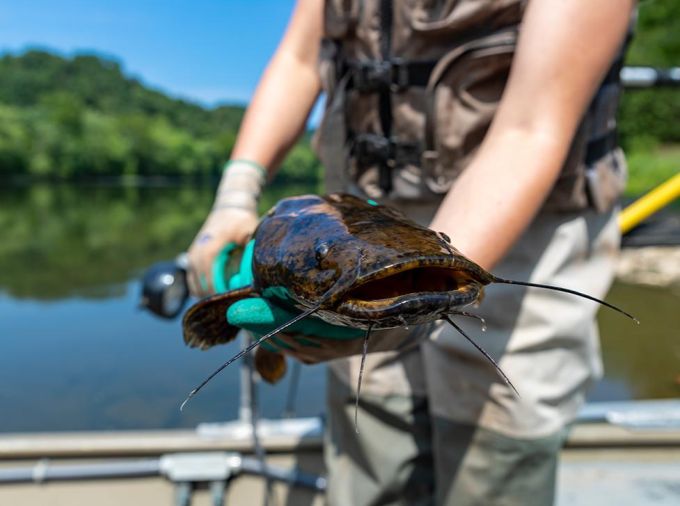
398 315 410 330
181 305 321 411
354 324 372 434
491 276 639 324
442 315 519 397
450 311 487 332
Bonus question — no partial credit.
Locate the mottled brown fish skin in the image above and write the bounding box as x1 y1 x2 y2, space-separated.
251 194 494 329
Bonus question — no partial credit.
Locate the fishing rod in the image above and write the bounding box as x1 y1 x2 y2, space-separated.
621 66 680 89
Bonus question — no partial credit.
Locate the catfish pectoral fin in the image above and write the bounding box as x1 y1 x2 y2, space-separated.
255 346 287 384
182 287 256 349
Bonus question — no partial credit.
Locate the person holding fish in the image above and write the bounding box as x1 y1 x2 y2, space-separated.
187 1 636 505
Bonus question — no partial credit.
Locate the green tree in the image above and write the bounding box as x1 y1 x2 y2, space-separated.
0 50 256 181
619 0 680 148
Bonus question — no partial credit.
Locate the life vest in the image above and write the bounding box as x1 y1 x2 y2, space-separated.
313 0 628 212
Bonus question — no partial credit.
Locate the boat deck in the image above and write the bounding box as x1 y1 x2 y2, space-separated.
1 405 679 505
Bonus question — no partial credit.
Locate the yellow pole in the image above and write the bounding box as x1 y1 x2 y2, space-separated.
619 172 680 234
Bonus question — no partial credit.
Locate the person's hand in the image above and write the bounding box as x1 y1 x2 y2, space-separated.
187 159 265 297
187 207 258 297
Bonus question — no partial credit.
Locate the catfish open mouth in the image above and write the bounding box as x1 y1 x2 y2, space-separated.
347 266 474 302
334 262 485 325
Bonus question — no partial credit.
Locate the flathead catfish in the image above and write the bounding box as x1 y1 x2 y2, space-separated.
181 193 636 408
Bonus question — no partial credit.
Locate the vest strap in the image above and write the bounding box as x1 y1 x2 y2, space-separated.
345 59 437 93
585 130 618 165
351 133 422 167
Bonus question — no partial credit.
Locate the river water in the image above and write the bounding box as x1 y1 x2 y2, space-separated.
1 183 678 432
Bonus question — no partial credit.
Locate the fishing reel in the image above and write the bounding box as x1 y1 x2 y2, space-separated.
139 244 244 319
139 253 191 319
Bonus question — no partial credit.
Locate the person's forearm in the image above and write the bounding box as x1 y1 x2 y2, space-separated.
429 129 567 270
230 0 322 177
430 0 634 271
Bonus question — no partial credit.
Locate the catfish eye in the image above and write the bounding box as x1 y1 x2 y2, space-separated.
315 242 330 264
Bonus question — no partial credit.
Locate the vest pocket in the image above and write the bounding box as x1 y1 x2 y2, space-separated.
422 32 516 193
406 0 522 35
323 0 362 39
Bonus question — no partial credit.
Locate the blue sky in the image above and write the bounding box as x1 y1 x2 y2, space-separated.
0 0 298 106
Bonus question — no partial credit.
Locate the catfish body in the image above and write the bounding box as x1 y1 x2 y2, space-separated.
181 193 635 390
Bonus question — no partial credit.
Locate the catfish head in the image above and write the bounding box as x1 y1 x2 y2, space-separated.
252 193 495 330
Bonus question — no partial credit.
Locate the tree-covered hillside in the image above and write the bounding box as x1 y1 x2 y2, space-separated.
0 51 243 179
0 51 245 136
0 50 321 181
619 0 680 147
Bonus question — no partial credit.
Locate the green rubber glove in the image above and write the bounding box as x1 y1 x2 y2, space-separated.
228 297 364 341
214 240 363 344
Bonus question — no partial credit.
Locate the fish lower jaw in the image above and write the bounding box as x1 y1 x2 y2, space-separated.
330 285 483 329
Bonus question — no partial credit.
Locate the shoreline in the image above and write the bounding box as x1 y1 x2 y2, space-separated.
616 246 680 288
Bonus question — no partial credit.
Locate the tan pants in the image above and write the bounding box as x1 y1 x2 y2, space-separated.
325 207 620 506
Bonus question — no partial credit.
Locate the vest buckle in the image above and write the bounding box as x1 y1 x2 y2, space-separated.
352 59 410 92
353 61 392 92
389 58 409 92
353 133 393 165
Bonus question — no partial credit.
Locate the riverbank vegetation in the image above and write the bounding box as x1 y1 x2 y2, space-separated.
0 52 320 184
620 0 680 194
0 1 676 194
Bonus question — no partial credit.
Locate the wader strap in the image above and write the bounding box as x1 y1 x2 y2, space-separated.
376 0 394 194
585 130 618 165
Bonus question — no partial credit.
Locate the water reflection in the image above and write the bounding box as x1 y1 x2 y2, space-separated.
593 282 680 401
0 182 319 300
0 183 213 300
0 182 677 432
0 181 325 433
